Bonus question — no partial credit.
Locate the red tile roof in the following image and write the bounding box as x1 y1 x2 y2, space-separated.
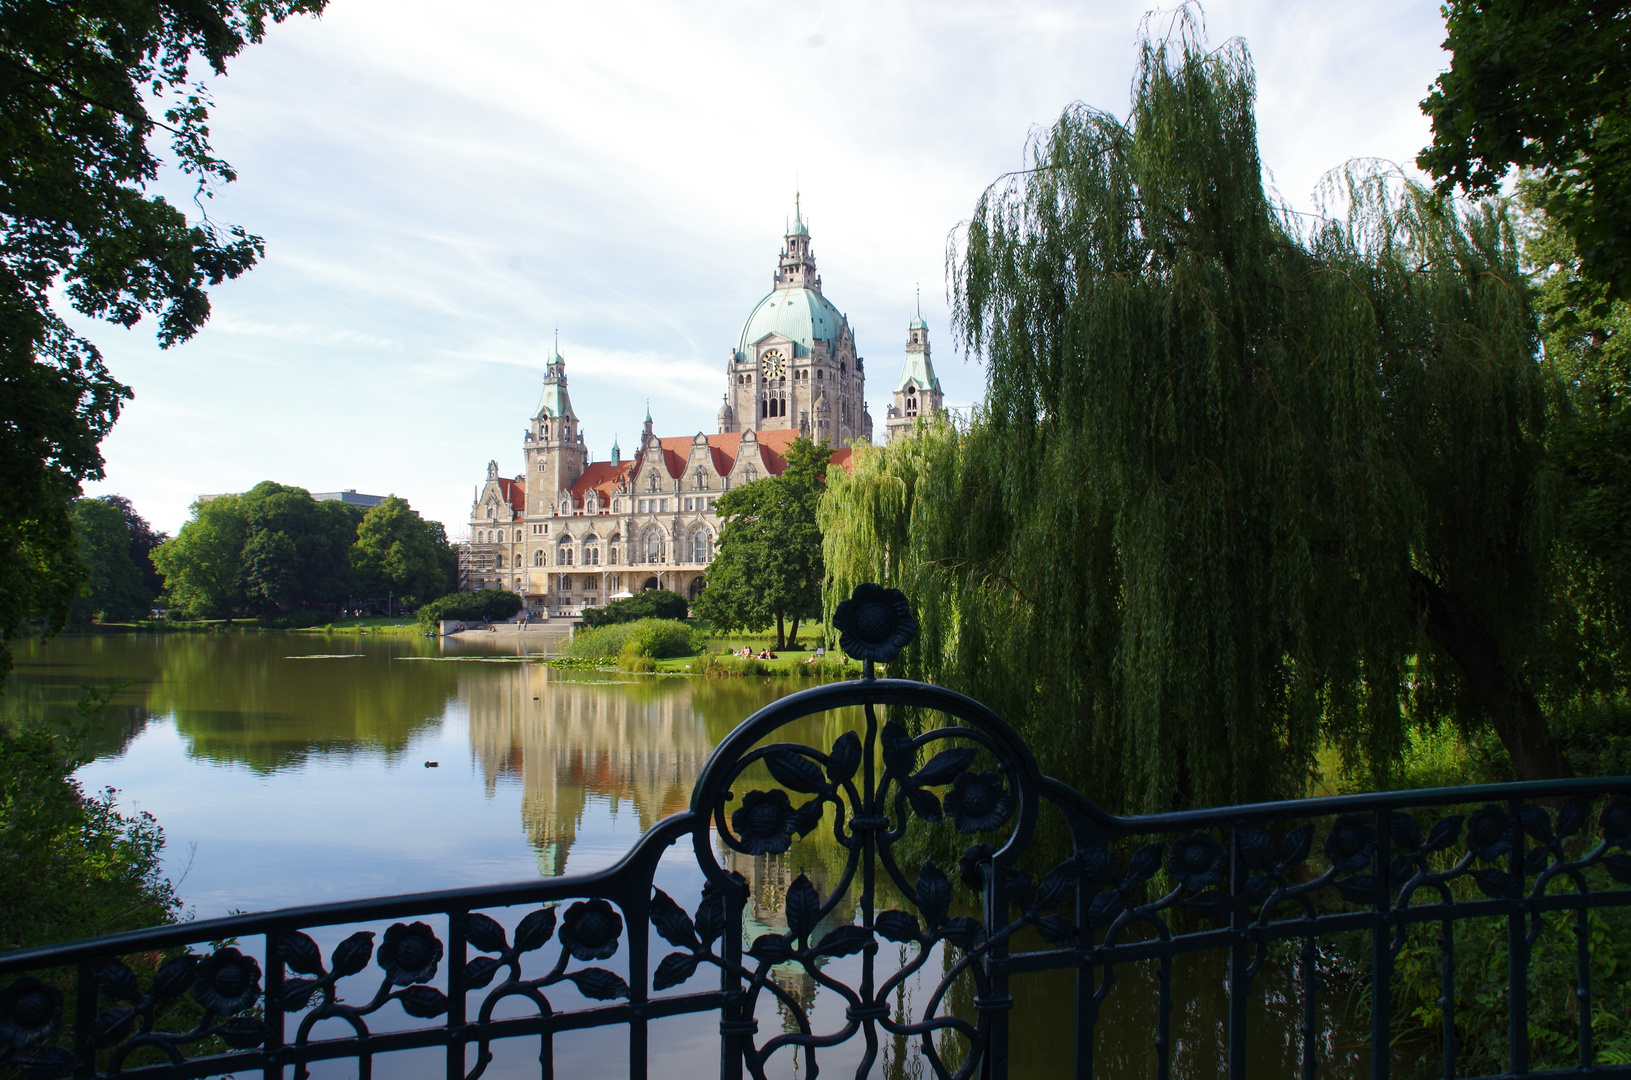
554 432 856 508
495 476 525 519
568 460 635 502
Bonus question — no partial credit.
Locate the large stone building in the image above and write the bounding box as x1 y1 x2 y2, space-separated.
464 207 944 613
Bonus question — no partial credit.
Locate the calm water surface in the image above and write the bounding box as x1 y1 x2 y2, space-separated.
3 632 1368 1078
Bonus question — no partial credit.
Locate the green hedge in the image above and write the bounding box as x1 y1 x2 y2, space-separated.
580 590 688 628
416 590 522 628
261 609 335 629
565 618 703 660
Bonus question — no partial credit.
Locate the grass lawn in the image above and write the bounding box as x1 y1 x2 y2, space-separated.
296 617 423 634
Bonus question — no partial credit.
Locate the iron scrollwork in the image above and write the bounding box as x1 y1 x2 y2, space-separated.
686 583 1046 1079
3 583 1630 1080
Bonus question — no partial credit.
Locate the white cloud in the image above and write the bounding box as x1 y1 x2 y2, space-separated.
77 0 1453 536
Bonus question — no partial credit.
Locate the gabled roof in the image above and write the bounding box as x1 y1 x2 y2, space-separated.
567 461 634 502
555 431 857 509
494 476 525 519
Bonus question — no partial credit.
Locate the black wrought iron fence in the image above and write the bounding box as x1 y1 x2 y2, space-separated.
3 586 1631 1080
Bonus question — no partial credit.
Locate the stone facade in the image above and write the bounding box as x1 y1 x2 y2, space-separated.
466 208 903 615
883 311 945 444
719 205 872 445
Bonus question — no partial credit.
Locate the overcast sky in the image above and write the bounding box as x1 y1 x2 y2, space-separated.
74 0 1452 536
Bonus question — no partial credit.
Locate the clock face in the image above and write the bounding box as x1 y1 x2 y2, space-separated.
760 350 786 379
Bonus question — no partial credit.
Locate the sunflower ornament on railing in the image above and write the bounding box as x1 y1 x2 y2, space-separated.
830 582 918 675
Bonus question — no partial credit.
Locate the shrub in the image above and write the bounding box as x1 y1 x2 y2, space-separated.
261 609 334 629
416 589 522 628
618 640 656 672
566 618 701 660
1387 878 1631 1070
0 693 181 951
580 589 688 628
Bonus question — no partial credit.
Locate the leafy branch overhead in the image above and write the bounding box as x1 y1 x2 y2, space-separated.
0 0 329 683
1419 0 1631 303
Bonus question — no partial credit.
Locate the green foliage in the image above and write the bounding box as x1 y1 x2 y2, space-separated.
824 19 1564 813
69 497 153 623
565 618 702 660
154 486 455 619
693 436 831 649
260 608 338 629
415 589 522 627
579 589 688 628
1521 186 1631 723
0 691 181 951
0 0 328 685
351 495 454 607
153 484 364 617
1419 0 1631 303
94 494 169 598
1388 886 1631 1071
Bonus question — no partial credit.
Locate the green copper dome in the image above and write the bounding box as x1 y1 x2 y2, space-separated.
737 287 844 360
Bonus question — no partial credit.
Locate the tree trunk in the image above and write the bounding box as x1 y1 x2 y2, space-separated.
1409 571 1572 780
786 617 801 651
775 611 786 651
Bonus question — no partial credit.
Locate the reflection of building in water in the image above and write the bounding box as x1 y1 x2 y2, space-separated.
464 667 715 875
725 843 856 1032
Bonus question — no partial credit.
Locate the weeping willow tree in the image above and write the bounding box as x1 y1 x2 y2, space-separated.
822 21 1566 813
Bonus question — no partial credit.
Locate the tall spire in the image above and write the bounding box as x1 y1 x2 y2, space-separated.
787 190 809 238
778 199 817 290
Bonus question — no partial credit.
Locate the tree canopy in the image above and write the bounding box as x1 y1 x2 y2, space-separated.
352 495 455 608
153 484 452 618
823 21 1578 813
0 0 327 680
68 497 153 623
694 437 831 650
1419 0 1631 303
580 589 688 628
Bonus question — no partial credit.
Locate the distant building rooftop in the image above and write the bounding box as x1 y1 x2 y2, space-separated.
312 489 387 508
197 488 389 508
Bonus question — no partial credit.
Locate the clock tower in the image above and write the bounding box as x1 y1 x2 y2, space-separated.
721 202 872 444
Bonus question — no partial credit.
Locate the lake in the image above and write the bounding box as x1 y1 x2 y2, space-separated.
2 631 1367 1078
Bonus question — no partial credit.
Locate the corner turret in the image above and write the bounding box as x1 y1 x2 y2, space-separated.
885 310 944 444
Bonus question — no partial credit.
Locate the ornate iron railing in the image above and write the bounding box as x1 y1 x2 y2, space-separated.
3 586 1631 1079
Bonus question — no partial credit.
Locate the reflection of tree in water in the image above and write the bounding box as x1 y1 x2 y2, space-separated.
1 633 461 772
158 638 457 773
464 670 718 876
0 635 163 755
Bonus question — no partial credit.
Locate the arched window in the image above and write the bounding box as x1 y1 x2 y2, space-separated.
643 528 665 564
584 533 600 565
515 529 523 542
495 553 505 568
534 549 544 566
609 532 620 565
557 537 574 566
690 527 711 564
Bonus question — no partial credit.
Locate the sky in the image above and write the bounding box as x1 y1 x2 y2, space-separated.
74 0 1453 537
